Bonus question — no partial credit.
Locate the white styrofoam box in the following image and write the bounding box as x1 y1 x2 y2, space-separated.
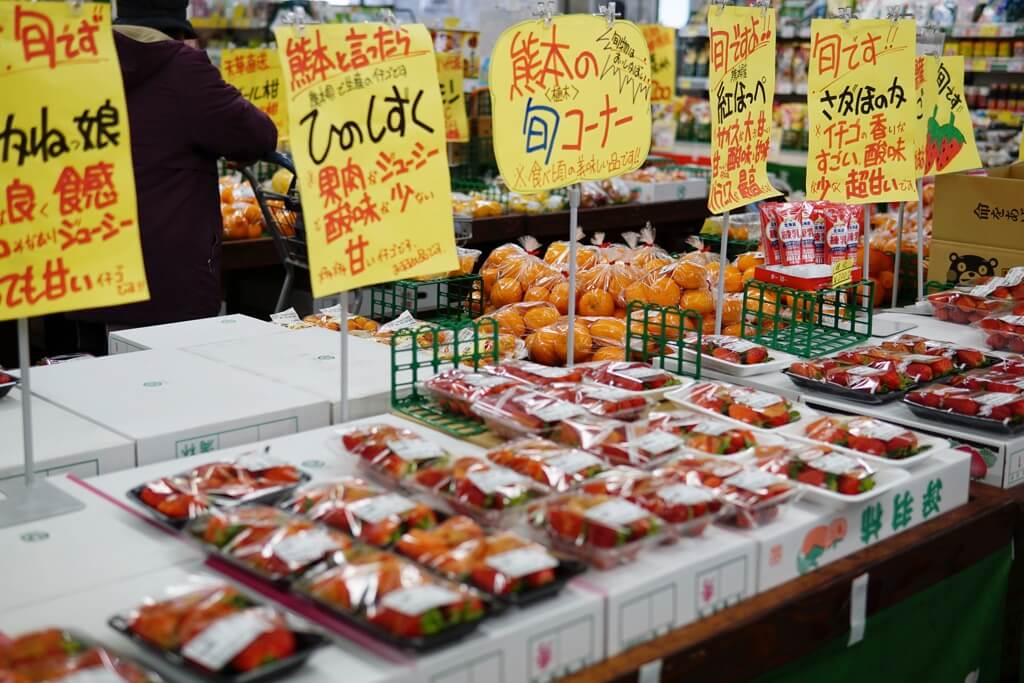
0 477 204 613
582 526 757 657
0 563 412 683
86 415 485 509
108 314 286 354
735 448 971 591
625 178 708 203
184 327 426 423
0 388 134 483
28 350 331 467
411 586 603 683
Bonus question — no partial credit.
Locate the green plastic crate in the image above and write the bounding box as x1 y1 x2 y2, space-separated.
370 274 483 324
740 279 874 358
390 318 499 438
624 301 704 379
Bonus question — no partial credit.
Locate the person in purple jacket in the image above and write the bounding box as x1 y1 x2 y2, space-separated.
72 0 277 343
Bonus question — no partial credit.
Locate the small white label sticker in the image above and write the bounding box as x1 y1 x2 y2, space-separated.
387 439 444 461
584 499 650 527
233 452 281 472
273 530 342 567
733 390 782 409
849 419 907 441
846 366 882 376
542 449 603 474
976 392 1020 407
520 362 574 379
998 315 1024 327
708 337 760 353
349 493 418 525
380 585 461 616
527 400 585 422
633 430 684 455
728 470 781 493
59 670 127 683
467 467 531 494
485 547 559 578
658 483 714 506
686 418 734 436
619 366 665 380
580 386 634 402
812 453 859 475
968 279 1002 298
1005 267 1024 287
462 373 512 388
270 308 301 325
182 610 272 671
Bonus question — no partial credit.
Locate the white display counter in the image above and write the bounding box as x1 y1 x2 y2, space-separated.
27 350 331 467
0 388 134 482
184 327 431 423
108 314 286 354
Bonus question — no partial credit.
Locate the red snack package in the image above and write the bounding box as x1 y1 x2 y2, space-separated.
846 204 862 259
823 203 849 265
759 203 782 265
799 202 817 264
808 202 827 264
776 203 804 266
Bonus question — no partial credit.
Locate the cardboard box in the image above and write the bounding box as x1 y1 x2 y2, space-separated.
28 350 331 466
625 178 708 203
933 164 1024 286
185 328 434 423
582 527 757 657
736 448 971 591
0 478 206 613
108 314 285 354
0 388 134 483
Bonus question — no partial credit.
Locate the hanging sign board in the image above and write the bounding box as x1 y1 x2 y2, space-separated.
489 15 652 193
221 48 289 136
924 56 982 175
0 2 148 320
640 24 676 103
806 19 918 203
274 23 459 297
436 51 470 142
707 6 781 214
911 56 933 178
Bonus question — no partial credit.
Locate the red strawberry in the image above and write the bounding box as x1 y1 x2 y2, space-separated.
945 396 979 416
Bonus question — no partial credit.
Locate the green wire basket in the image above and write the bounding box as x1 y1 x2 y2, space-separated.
623 301 704 379
370 274 483 324
390 318 499 438
740 279 875 358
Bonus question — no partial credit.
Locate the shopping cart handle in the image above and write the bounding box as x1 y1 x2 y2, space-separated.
261 151 295 174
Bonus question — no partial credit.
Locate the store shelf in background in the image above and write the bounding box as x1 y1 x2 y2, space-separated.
657 141 808 168
678 76 709 91
952 22 1024 37
965 57 1024 72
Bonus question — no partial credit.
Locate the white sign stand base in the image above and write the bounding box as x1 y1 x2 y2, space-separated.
0 319 83 529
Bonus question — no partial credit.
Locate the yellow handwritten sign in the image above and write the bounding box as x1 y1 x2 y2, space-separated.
0 2 147 320
221 48 288 136
831 258 854 287
640 24 676 104
925 56 981 175
911 56 934 178
490 15 652 193
436 51 469 142
707 6 780 214
807 19 918 203
274 23 458 296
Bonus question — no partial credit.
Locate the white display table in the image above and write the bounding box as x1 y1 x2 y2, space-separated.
27 350 331 466
184 327 429 423
108 314 285 354
0 388 134 482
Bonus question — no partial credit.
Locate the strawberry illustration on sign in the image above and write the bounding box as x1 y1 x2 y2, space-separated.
926 105 967 174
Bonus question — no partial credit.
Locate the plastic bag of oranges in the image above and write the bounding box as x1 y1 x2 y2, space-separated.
577 262 645 316
623 225 673 273
525 318 595 366
544 229 600 271
580 316 628 348
589 231 633 264
480 301 561 338
222 202 263 240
